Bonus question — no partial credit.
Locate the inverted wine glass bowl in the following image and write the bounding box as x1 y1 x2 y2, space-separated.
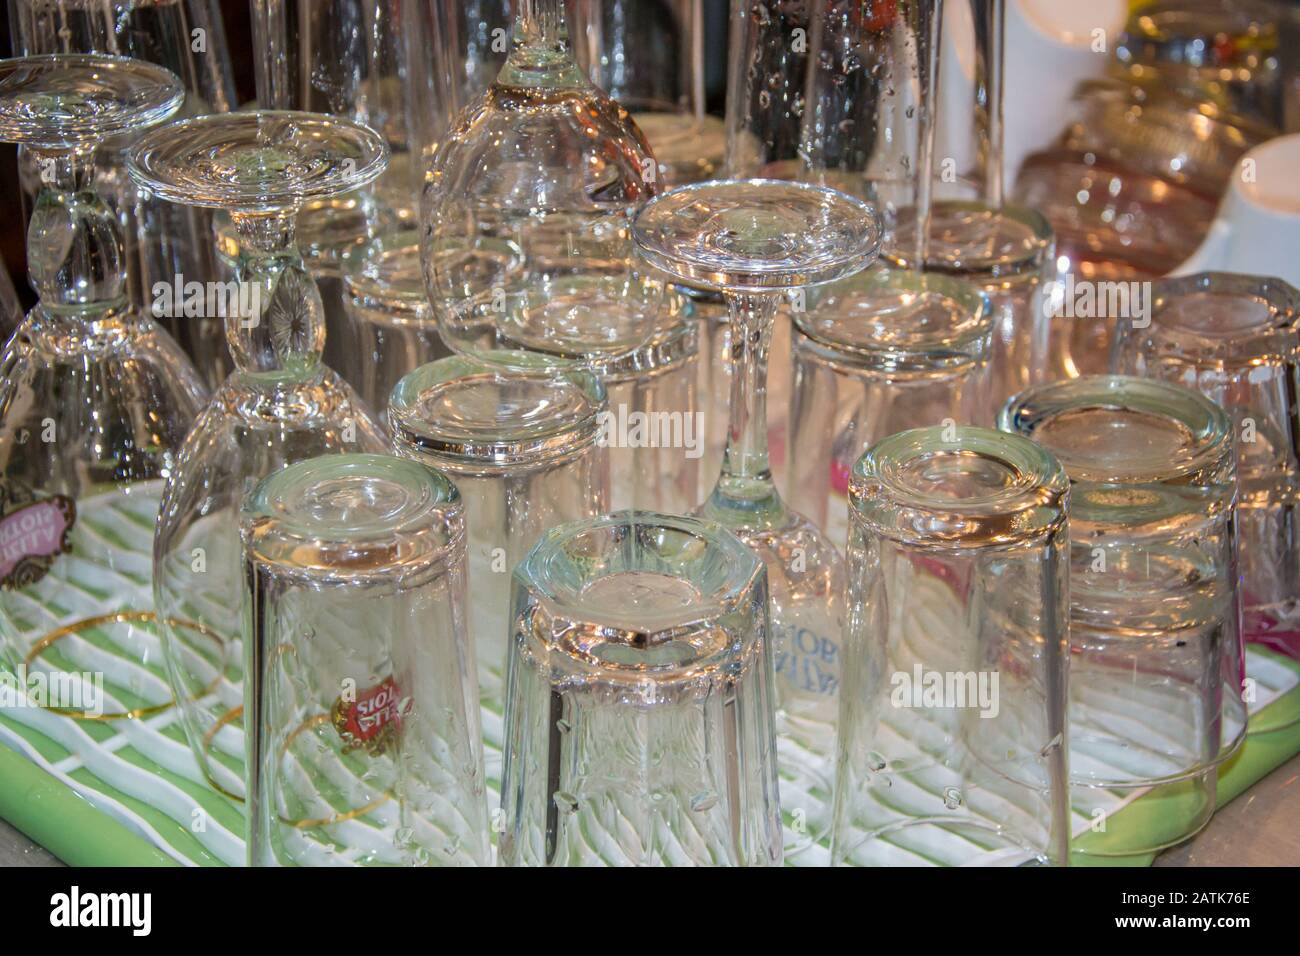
632 179 882 291
126 111 388 212
0 54 183 147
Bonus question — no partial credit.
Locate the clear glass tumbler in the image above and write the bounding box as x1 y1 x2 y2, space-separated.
591 314 701 514
388 353 609 733
1111 272 1300 733
241 453 489 867
341 229 453 417
499 510 782 866
999 374 1244 857
833 425 1071 866
788 267 993 550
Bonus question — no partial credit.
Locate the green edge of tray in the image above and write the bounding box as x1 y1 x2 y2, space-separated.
0 742 177 867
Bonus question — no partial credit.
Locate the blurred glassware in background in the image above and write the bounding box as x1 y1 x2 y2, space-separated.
0 55 206 718
1112 272 1300 732
788 267 993 550
499 510 782 867
1000 375 1246 859
1113 0 1286 130
572 0 724 186
833 425 1071 866
242 453 490 867
342 230 452 418
132 111 390 802
1014 77 1270 301
420 0 663 367
7 0 237 389
389 352 608 759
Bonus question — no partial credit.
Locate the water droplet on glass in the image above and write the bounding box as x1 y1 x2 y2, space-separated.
943 787 963 810
867 751 887 772
556 718 571 734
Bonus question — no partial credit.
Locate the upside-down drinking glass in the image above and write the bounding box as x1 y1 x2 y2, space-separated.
591 313 702 514
341 229 453 417
1112 272 1300 733
420 0 663 365
242 453 489 866
389 352 609 748
633 178 880 855
499 510 782 866
1000 375 1245 857
0 54 206 719
788 267 993 549
833 425 1071 866
129 110 391 800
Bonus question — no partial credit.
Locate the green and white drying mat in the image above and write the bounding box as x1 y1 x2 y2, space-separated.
2 647 1296 866
0 488 1298 864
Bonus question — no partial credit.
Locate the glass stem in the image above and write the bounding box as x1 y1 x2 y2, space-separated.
708 291 783 520
499 0 585 87
26 145 127 314
226 209 325 378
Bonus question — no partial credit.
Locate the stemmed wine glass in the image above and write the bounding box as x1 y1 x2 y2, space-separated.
0 54 206 719
633 179 880 854
420 0 663 366
126 111 390 799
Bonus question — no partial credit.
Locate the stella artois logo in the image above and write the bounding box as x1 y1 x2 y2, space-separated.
330 676 406 757
0 482 75 591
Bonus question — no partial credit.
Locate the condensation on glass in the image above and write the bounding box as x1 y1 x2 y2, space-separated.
499 510 782 866
242 454 489 867
1000 374 1244 857
834 425 1071 867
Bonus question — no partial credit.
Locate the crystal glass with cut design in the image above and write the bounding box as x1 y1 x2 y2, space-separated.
420 0 663 364
633 178 880 856
389 352 608 752
999 375 1245 857
242 453 489 866
788 267 993 549
499 510 781 866
0 54 207 719
1112 272 1300 733
572 0 724 186
833 425 1071 866
127 110 390 800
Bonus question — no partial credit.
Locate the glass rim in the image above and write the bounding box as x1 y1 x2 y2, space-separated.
126 109 390 212
883 200 1054 280
793 266 993 368
997 374 1234 485
1131 271 1300 367
850 425 1069 547
513 510 765 681
389 352 606 469
241 452 464 578
586 316 698 381
632 177 882 292
344 228 431 325
0 53 184 148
